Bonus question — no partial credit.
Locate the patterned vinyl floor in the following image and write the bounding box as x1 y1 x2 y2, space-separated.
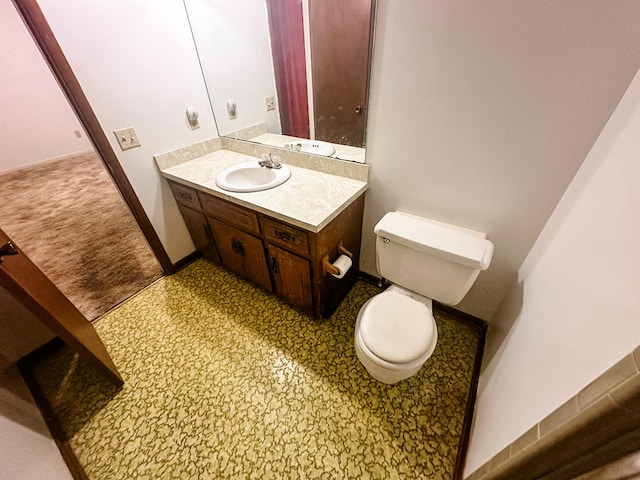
26 259 480 479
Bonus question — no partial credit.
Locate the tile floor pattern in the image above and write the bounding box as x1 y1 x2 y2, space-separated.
27 259 480 479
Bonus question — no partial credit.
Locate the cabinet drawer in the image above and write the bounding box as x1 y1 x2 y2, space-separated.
199 193 260 236
170 182 201 210
260 217 309 255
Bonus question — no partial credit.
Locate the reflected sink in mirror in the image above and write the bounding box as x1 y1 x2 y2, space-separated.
215 161 291 193
284 140 335 157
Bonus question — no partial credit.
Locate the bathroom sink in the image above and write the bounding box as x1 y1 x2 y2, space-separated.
285 140 335 157
215 161 291 193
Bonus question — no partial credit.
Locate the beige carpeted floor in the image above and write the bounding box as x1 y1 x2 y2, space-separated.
0 152 162 320
25 259 481 479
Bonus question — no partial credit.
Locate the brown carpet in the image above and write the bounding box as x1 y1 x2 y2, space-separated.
0 151 163 320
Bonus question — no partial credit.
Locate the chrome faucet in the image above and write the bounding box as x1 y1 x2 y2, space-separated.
258 153 282 169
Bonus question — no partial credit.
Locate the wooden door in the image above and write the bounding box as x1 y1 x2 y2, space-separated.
0 228 123 386
310 0 374 147
178 205 220 264
268 244 313 313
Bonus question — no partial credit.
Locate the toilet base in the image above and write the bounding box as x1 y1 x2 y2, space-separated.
354 338 423 384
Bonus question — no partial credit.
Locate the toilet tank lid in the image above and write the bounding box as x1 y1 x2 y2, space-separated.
374 212 494 270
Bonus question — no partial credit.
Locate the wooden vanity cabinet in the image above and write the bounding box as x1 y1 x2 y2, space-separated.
167 179 364 318
309 195 365 317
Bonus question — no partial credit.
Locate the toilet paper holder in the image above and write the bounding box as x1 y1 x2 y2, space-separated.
322 241 353 276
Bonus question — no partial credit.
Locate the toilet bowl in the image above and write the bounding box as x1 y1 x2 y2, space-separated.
354 285 438 384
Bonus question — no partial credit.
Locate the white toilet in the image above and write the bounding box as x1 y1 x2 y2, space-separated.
355 211 494 384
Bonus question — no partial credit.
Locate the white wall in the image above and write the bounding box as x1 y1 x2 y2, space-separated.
36 0 220 263
363 0 640 320
0 365 72 480
0 0 91 174
465 68 640 475
184 0 281 136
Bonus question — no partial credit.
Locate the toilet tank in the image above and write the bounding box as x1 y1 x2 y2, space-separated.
374 212 494 305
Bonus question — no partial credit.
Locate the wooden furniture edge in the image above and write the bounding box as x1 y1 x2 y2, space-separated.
17 339 91 480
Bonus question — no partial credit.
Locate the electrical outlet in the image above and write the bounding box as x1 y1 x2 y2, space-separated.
265 96 275 111
113 127 141 151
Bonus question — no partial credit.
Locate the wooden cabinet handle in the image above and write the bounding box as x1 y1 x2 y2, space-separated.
271 257 279 274
274 230 296 243
231 239 245 257
178 191 193 201
204 225 212 242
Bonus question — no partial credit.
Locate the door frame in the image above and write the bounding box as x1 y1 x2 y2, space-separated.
12 0 175 274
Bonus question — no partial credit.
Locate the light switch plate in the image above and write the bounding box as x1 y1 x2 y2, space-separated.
265 96 275 111
113 127 141 150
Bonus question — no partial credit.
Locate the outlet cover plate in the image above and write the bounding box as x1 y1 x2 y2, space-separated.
114 127 141 150
265 96 275 111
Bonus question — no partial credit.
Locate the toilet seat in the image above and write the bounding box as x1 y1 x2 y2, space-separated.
359 290 435 364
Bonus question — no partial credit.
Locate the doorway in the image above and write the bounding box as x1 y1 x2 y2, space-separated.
1 1 162 320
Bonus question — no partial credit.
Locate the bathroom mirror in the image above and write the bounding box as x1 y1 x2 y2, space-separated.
183 0 375 163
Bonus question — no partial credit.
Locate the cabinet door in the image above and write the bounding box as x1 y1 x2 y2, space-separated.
268 244 313 313
208 218 272 292
235 229 272 292
208 218 246 278
179 205 220 263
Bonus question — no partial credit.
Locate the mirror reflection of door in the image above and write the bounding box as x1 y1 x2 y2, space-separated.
1 2 162 322
266 0 374 148
309 0 373 147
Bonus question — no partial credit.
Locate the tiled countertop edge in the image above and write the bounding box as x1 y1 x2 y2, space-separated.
466 345 640 480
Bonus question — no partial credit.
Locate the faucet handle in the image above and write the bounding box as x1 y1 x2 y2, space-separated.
271 155 281 168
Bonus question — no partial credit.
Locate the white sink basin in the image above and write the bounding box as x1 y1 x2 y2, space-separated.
215 161 291 193
285 140 335 157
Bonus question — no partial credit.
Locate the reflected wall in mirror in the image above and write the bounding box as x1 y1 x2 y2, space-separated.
184 0 375 163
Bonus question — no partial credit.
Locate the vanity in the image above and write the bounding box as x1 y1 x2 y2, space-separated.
155 139 369 318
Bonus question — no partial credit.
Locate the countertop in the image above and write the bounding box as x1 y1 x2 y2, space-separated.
159 149 368 232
